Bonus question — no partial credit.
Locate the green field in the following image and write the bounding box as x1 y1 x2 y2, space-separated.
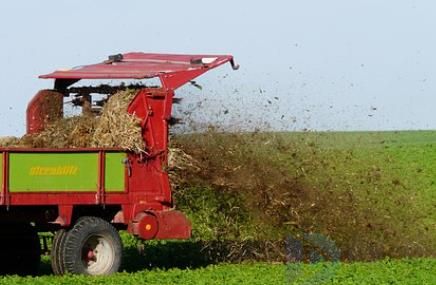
2 131 436 283
0 259 434 285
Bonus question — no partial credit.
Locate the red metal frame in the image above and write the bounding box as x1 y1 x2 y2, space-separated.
1 52 237 240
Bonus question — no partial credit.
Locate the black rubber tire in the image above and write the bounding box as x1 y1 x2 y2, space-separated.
51 229 67 275
0 223 41 276
62 216 122 275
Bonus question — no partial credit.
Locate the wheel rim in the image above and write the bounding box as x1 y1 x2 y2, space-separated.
81 235 115 275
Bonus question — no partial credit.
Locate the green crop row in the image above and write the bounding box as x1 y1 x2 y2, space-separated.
0 258 434 285
287 258 435 285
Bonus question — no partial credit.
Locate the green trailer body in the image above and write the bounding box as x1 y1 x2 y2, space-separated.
0 152 126 193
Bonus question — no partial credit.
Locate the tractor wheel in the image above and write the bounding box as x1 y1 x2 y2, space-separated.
62 216 122 275
51 229 67 275
0 223 41 276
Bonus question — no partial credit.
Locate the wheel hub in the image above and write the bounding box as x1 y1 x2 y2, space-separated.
81 235 115 275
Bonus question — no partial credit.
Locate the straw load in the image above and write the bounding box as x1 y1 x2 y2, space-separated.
91 89 145 152
22 115 98 148
0 136 21 147
0 89 145 152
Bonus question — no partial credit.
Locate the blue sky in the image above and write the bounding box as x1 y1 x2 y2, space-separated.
1 0 435 135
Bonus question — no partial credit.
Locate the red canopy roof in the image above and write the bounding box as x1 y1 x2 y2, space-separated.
40 52 238 90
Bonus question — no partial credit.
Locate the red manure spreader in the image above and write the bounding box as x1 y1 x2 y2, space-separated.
0 53 238 275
